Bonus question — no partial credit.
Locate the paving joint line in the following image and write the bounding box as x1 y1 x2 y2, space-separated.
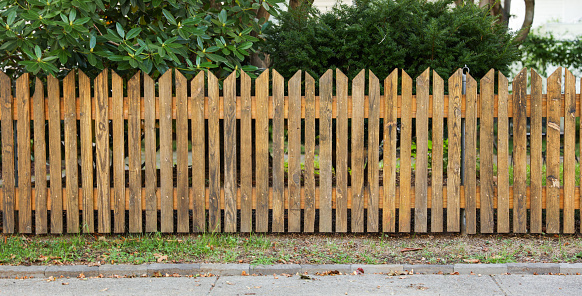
490 275 509 296
207 275 220 295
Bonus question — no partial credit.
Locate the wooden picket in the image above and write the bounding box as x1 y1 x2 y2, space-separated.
0 67 581 234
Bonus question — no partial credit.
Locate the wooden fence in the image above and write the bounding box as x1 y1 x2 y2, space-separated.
0 67 580 234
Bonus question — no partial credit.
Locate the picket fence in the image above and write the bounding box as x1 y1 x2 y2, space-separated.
0 67 580 234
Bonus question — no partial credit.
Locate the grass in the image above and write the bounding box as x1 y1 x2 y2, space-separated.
1 233 582 266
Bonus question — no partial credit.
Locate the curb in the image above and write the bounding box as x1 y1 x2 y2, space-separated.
0 263 581 278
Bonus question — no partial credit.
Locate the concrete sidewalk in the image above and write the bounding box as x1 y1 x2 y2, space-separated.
1 263 582 278
1 274 581 295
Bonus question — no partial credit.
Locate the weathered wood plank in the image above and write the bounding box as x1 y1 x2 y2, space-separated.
479 70 495 233
367 70 380 232
288 71 302 232
335 69 348 233
112 72 125 233
447 69 462 232
64 72 80 233
128 72 142 233
512 69 528 233
400 70 412 232
191 72 206 232
304 73 316 232
497 72 510 233
563 69 576 234
223 72 237 233
431 71 444 233
351 70 365 233
79 71 93 233
255 70 269 232
272 70 285 233
33 77 48 234
414 69 429 233
16 74 32 233
159 70 173 233
176 71 189 233
319 70 333 232
465 74 477 234
530 69 543 234
546 68 561 234
208 71 221 232
240 71 252 232
144 73 157 232
383 70 398 232
1 72 14 233
95 70 110 233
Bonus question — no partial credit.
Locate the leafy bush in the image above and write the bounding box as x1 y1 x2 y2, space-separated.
521 32 582 76
0 0 283 79
263 0 520 81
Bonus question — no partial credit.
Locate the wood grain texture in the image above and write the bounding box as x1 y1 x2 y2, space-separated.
304 74 316 232
497 72 510 233
464 74 477 234
272 70 285 232
208 72 221 232
33 77 47 234
530 69 543 234
512 69 528 233
383 70 398 232
479 70 495 234
176 71 190 233
255 70 269 232
112 72 125 233
128 72 142 233
64 72 79 233
414 69 429 233
191 72 206 232
446 69 462 232
223 72 237 233
319 70 333 232
16 74 32 233
351 70 365 233
288 71 302 232
48 72 64 233
95 70 110 233
546 68 561 234
367 70 380 232
144 73 157 232
563 69 576 234
79 71 94 233
335 70 348 233
159 70 173 233
400 70 412 232
1 72 14 233
431 71 444 233
239 71 252 232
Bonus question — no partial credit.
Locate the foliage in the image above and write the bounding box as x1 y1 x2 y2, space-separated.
521 32 582 76
0 0 283 79
263 0 520 81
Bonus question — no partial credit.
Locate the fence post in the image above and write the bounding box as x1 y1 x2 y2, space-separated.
460 66 469 235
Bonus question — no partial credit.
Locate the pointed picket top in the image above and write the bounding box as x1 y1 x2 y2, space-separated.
353 69 365 84
514 68 527 85
448 68 462 87
64 69 76 82
369 69 378 84
143 70 154 88
530 68 542 83
129 71 141 86
96 68 109 80
240 69 250 81
256 68 269 84
466 71 477 87
78 69 88 81
305 71 314 87
34 77 43 97
175 70 186 85
401 68 412 84
481 69 495 85
416 68 430 86
159 67 173 83
565 68 575 90
15 73 30 94
0 70 10 84
272 68 284 83
290 69 301 82
432 70 443 86
384 68 398 90
320 69 333 85
336 69 347 82
191 71 205 95
548 67 562 86
225 68 238 83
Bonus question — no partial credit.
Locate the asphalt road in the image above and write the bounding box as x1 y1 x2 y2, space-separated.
1 274 581 295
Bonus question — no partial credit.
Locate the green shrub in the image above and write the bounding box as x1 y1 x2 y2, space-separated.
0 0 283 79
521 32 582 76
263 0 520 81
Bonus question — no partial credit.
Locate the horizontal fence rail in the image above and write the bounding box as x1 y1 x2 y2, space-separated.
0 67 580 234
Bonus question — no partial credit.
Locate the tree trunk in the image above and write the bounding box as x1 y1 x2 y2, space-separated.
290 0 315 10
515 0 535 43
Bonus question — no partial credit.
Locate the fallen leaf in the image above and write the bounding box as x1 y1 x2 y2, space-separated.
300 274 312 280
356 268 365 275
241 271 248 276
62 283 69 285
77 273 86 279
400 248 423 253
273 274 278 279
450 272 460 275
463 259 479 264
154 254 168 263
100 288 108 292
